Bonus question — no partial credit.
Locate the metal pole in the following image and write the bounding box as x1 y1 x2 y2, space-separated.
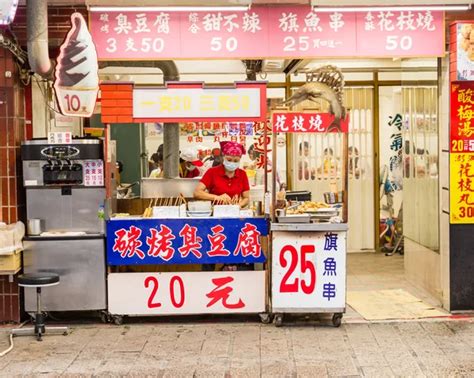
163 123 180 178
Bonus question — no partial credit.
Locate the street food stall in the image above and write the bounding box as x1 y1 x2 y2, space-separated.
101 81 272 323
269 67 349 327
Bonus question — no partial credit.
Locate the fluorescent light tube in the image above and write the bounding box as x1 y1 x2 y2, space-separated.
312 5 470 12
89 6 250 12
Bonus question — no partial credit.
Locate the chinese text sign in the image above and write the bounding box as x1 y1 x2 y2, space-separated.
272 231 346 310
272 112 349 133
107 271 265 315
90 8 444 60
450 82 474 224
133 86 264 121
107 218 268 265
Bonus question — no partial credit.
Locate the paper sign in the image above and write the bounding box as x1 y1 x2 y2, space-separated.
107 271 266 315
272 112 349 133
450 153 474 224
89 7 444 60
451 82 474 153
47 132 72 145
272 231 346 311
83 160 104 187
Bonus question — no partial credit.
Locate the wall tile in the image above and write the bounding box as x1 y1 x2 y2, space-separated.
0 118 7 147
4 295 11 320
0 295 4 321
11 295 19 321
9 207 17 223
8 177 16 206
1 177 8 206
7 117 14 147
1 206 8 223
0 148 7 177
7 147 15 176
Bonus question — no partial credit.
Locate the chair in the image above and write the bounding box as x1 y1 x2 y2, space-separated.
11 273 68 341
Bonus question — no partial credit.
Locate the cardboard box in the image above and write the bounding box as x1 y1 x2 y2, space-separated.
0 250 22 274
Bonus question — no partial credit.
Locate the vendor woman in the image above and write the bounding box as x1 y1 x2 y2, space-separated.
194 141 249 208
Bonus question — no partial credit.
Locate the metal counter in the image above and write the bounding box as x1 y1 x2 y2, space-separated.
23 236 106 312
271 223 349 232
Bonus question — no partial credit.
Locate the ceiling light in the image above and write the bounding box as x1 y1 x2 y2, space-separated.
312 5 470 12
89 6 251 12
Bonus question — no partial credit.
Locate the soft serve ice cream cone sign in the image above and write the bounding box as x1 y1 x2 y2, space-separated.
54 13 99 117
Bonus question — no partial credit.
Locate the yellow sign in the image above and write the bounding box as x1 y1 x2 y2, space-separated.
450 153 474 223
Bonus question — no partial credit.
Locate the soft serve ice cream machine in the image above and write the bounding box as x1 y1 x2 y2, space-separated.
21 138 107 312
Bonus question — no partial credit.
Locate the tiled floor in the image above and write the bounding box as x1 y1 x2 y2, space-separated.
346 252 446 321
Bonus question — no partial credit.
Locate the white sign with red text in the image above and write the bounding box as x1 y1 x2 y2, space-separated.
272 112 349 133
272 231 346 311
47 131 72 145
108 271 265 315
133 85 264 122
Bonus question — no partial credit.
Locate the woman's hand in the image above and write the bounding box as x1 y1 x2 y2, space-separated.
215 193 232 204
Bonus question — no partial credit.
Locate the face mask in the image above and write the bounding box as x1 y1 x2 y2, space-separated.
223 160 239 172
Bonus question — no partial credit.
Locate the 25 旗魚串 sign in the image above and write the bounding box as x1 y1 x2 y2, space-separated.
107 271 265 315
272 231 346 311
90 7 444 60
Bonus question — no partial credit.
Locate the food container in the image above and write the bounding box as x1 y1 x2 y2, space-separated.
213 205 240 218
27 219 43 236
152 204 186 218
188 201 212 212
277 214 311 224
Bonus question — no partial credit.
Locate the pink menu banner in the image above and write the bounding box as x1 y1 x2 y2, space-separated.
89 7 444 60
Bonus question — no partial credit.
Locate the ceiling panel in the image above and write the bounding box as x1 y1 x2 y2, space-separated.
313 0 471 5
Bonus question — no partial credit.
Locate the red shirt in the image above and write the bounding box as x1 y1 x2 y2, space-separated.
200 165 250 198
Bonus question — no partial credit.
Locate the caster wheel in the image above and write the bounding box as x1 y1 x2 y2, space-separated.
259 313 272 324
332 313 343 327
100 312 110 324
113 316 124 326
274 314 283 327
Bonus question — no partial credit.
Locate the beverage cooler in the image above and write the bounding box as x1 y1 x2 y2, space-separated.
21 139 107 312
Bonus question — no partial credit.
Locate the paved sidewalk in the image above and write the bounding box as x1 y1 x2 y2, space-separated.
0 318 474 377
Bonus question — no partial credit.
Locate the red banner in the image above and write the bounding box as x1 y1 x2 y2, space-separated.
272 112 349 133
451 82 474 153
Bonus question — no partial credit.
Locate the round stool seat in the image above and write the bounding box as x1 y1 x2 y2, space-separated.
17 273 60 287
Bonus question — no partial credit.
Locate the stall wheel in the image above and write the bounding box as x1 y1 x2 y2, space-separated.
100 311 110 324
274 314 284 327
332 313 343 327
259 313 273 324
112 315 124 326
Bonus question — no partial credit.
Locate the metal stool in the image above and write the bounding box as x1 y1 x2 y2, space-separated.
11 273 68 341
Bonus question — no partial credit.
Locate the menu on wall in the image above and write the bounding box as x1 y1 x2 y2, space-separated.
89 7 444 60
450 82 474 224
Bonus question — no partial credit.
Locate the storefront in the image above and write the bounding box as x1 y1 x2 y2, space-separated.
3 1 473 323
